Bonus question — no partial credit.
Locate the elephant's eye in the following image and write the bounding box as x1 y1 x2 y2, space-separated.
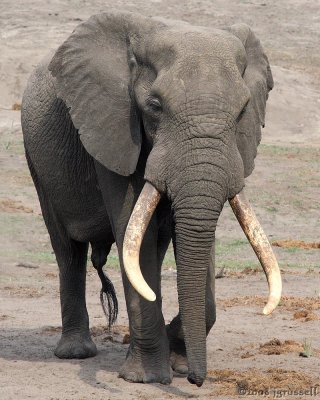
146 97 163 114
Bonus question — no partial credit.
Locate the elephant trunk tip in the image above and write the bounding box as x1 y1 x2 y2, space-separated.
188 373 205 387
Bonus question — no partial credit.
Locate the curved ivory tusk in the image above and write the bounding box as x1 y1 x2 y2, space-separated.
229 190 282 315
123 182 161 302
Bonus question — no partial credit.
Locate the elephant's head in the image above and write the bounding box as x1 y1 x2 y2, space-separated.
49 12 281 386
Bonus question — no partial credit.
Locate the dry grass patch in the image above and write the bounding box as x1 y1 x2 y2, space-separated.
12 103 21 111
0 198 33 213
40 324 130 344
219 295 320 311
293 309 320 322
44 272 58 279
259 338 303 355
3 285 44 298
240 338 320 359
91 324 130 344
239 338 318 359
224 267 262 278
41 326 61 335
208 368 319 398
272 239 320 249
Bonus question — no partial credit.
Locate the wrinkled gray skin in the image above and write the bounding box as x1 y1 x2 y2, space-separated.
21 12 273 387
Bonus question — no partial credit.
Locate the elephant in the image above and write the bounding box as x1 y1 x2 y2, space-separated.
21 12 282 387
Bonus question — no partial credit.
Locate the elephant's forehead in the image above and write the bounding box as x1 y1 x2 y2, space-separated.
151 27 247 73
138 26 250 115
156 27 245 61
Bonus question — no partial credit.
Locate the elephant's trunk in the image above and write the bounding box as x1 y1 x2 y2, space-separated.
172 177 224 386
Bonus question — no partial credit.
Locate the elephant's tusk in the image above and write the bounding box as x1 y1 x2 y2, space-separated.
229 190 282 315
123 182 161 302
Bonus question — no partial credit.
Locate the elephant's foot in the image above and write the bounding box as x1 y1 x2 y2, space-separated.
166 319 188 374
54 333 97 359
170 349 188 374
119 345 172 384
169 339 188 374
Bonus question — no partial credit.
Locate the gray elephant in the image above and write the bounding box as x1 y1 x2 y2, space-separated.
21 12 282 386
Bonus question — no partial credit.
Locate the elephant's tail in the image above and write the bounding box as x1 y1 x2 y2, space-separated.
91 242 118 328
96 266 118 328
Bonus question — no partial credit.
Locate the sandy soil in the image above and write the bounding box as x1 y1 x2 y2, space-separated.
0 1 319 399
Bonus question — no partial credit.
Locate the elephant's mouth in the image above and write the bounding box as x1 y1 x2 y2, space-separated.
122 181 282 315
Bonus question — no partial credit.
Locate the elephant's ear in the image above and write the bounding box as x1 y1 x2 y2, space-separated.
228 24 274 177
49 13 145 176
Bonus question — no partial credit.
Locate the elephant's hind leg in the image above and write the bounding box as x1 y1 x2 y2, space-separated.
54 238 97 359
27 156 97 359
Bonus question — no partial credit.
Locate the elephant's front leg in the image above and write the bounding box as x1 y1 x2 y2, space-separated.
96 165 172 384
118 222 172 384
167 246 216 374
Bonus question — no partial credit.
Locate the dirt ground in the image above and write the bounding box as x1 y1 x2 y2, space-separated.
0 1 319 399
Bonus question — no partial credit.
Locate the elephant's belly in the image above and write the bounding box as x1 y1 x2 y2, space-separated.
65 208 114 244
54 186 114 244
